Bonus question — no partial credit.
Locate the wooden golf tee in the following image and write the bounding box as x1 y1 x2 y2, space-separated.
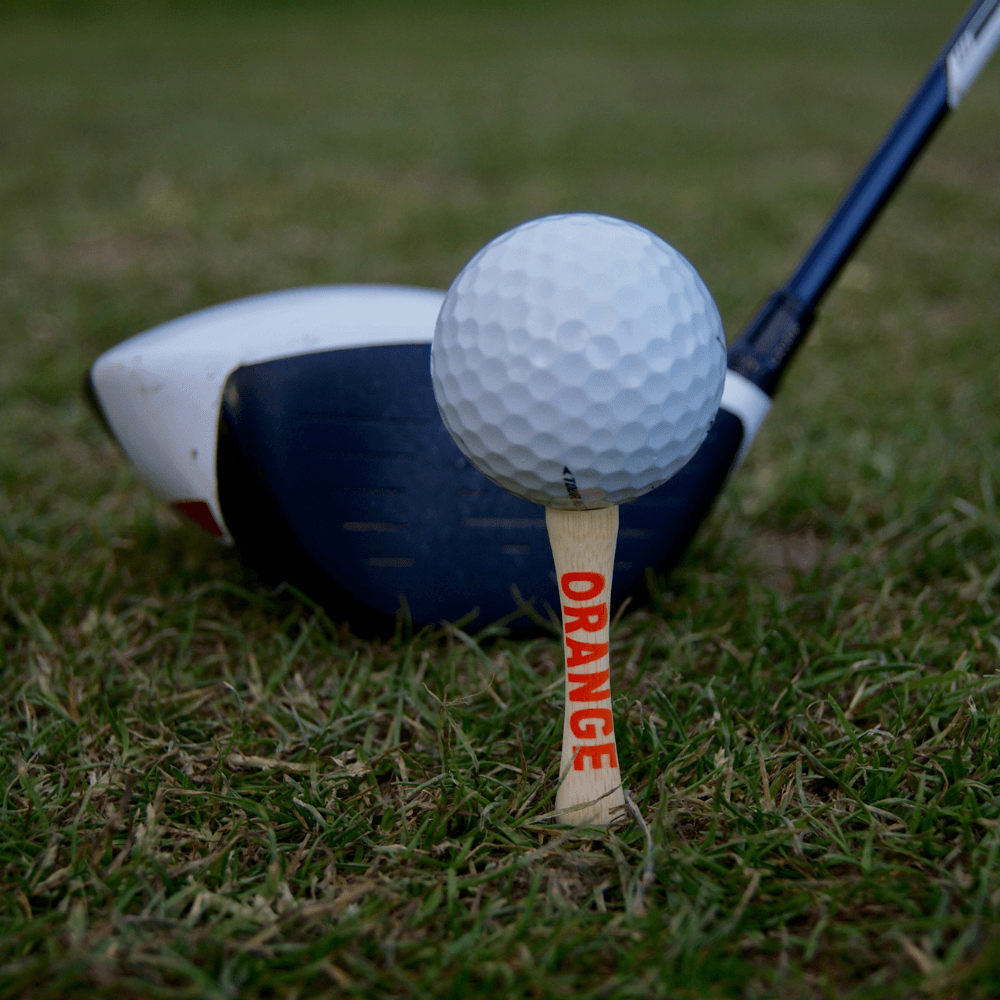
546 505 626 826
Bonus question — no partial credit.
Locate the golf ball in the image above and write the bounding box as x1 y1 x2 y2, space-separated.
431 213 727 509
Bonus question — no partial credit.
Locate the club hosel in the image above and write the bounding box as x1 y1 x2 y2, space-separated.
727 289 815 398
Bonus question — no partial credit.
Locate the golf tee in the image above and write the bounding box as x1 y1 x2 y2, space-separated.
546 505 626 826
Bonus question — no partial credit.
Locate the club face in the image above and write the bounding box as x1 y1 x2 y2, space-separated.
218 342 558 627
89 284 743 630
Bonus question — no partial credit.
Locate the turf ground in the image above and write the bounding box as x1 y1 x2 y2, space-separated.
2 1 1000 996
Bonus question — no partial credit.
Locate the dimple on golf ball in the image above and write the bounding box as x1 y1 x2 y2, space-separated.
431 213 727 509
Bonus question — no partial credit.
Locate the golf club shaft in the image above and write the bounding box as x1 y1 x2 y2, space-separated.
730 0 999 395
653 0 1000 575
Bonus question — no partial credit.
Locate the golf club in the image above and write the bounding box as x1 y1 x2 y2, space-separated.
86 0 1000 630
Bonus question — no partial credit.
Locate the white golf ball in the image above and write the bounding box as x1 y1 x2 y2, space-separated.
431 213 727 509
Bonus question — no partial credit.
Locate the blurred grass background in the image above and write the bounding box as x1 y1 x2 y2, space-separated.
2 1 1000 997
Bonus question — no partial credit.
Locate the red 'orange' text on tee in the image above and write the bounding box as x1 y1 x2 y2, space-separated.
560 571 617 771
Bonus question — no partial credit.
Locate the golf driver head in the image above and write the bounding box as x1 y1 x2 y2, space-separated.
87 284 739 631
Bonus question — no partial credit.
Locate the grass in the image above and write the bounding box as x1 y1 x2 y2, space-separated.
3 0 1000 996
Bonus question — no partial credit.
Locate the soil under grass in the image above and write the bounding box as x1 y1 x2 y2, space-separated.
2 1 1000 997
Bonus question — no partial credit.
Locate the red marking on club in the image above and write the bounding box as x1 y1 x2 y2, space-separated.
173 500 224 537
